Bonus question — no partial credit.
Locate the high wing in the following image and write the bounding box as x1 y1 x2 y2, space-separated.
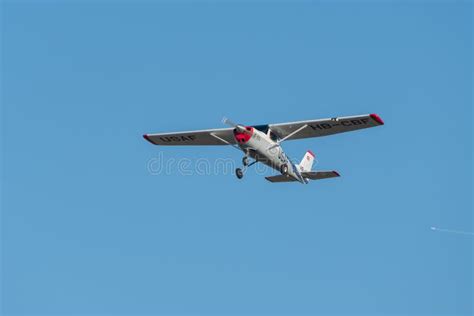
143 127 235 146
269 113 384 141
143 113 383 146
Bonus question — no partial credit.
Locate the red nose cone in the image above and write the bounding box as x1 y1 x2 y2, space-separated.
233 126 254 144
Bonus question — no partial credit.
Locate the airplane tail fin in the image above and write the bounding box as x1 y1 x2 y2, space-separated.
298 150 315 172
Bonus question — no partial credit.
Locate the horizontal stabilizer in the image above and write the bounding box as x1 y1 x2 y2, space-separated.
265 175 297 183
265 171 340 183
301 171 340 180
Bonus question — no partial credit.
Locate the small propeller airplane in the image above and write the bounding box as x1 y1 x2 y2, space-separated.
143 113 384 184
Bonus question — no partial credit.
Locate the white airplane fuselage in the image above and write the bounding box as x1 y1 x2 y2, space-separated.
233 126 307 183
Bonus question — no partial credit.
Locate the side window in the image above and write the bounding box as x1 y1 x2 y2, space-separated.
268 130 278 142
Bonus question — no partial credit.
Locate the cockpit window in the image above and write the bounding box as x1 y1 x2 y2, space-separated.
269 130 278 141
253 125 269 134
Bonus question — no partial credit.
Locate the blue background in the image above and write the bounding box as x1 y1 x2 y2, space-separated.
1 2 472 315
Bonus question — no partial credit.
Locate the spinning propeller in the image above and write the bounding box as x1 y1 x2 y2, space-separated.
222 117 252 135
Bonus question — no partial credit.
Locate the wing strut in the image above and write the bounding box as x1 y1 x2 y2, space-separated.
268 124 308 150
210 133 241 151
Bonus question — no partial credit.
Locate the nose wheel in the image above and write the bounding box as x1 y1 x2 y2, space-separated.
235 156 257 180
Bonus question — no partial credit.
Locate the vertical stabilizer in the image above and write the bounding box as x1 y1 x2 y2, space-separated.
299 150 315 172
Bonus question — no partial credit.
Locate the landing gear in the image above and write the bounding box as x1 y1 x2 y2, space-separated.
235 168 244 179
235 156 258 180
280 163 289 175
242 156 249 166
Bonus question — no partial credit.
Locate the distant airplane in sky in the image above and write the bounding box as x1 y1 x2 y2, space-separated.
143 114 384 184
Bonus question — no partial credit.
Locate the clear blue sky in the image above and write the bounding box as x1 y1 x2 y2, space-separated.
1 1 472 315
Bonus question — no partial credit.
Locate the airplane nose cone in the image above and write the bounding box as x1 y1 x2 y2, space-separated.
233 126 254 144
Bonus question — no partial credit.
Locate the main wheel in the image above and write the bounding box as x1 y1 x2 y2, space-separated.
235 168 244 179
242 156 249 166
280 163 289 175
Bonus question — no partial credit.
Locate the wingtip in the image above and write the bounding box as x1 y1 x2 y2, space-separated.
333 171 340 177
370 113 384 125
143 134 155 144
